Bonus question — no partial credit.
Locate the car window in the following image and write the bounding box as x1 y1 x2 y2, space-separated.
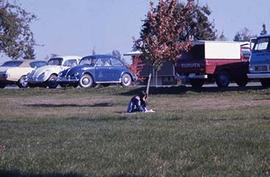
96 58 111 66
1 60 23 67
63 59 78 67
103 59 111 66
30 61 47 68
111 58 123 66
79 57 97 65
48 58 63 66
95 59 103 66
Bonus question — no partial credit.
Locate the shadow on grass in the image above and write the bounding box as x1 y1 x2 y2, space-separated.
121 85 264 96
110 174 146 177
121 86 188 96
68 116 129 122
24 102 113 108
0 170 84 177
0 170 147 177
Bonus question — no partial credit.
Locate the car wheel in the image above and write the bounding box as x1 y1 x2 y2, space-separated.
121 73 132 87
79 74 94 88
47 74 58 89
216 71 230 88
190 79 204 89
17 75 28 88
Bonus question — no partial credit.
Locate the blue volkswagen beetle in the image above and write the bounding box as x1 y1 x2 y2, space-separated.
57 55 136 88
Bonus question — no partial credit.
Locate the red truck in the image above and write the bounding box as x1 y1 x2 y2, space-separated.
176 41 250 88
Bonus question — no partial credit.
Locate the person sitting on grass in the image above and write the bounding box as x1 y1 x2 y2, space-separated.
127 91 154 113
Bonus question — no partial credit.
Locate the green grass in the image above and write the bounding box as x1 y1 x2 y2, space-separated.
0 86 270 177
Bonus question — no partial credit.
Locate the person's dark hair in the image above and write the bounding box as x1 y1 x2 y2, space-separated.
139 91 147 99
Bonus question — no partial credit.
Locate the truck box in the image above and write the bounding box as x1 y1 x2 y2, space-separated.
176 40 250 88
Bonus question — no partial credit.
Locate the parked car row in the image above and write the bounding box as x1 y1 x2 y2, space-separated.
0 54 137 89
27 56 81 88
2 35 270 90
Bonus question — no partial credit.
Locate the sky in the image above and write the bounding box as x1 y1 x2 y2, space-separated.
1 0 270 62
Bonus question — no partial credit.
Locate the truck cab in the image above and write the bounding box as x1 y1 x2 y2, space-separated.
247 35 270 87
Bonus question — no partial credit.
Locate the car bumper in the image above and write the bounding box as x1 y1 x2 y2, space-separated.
247 73 270 79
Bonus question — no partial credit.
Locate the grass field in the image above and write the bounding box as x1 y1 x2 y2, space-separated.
0 86 270 177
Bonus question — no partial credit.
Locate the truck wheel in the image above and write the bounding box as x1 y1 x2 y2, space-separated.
235 79 248 87
190 79 204 89
216 71 230 88
79 74 94 88
47 74 58 89
260 79 270 88
17 75 28 88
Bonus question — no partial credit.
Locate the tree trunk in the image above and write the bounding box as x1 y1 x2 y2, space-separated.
146 73 152 95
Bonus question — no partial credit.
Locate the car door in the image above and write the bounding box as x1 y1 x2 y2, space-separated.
109 57 125 81
94 58 112 82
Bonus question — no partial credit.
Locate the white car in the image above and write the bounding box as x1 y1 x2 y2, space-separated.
27 56 81 88
0 60 47 88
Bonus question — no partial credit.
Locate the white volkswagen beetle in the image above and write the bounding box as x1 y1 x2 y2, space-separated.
27 56 81 88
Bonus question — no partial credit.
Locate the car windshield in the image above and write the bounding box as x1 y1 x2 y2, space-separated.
1 60 23 67
48 58 63 66
79 57 97 65
63 59 78 67
253 37 270 52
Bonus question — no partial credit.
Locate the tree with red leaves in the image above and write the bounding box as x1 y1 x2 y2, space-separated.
135 0 195 69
